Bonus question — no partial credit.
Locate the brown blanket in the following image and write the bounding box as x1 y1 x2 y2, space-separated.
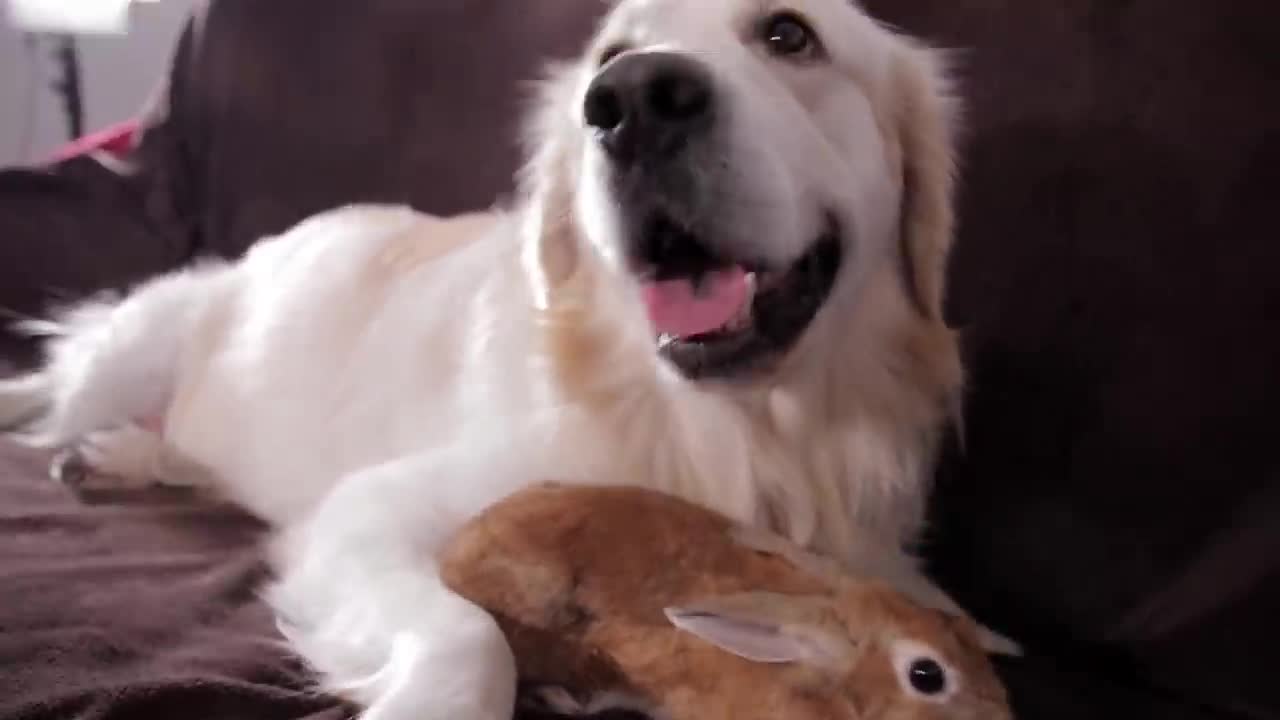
0 437 1256 720
0 438 1228 720
0 437 345 720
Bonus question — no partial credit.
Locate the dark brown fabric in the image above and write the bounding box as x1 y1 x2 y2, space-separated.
0 158 190 367
0 440 344 720
1 0 1277 718
889 2 1280 718
178 0 603 259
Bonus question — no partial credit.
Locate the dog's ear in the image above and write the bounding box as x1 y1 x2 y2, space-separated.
890 45 960 323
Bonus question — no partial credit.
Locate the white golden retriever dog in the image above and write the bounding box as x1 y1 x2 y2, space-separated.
0 0 1010 718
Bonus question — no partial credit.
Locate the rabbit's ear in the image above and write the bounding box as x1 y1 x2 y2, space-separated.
665 592 851 668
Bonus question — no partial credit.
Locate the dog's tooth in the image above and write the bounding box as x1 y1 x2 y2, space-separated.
740 273 757 318
658 333 676 348
720 274 756 332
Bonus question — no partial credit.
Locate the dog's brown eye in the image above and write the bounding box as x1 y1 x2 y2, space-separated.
762 12 818 58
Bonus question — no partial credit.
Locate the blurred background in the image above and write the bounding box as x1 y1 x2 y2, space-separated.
1 0 193 164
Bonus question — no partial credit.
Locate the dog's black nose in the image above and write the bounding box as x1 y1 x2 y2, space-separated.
583 52 714 163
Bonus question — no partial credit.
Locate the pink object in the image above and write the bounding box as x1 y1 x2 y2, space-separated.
47 120 141 163
642 266 749 338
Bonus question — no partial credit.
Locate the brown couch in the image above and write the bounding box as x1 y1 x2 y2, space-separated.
2 1 1277 718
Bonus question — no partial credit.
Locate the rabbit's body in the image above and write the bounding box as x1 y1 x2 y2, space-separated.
440 484 1011 720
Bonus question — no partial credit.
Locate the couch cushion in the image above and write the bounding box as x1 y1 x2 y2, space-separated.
865 1 1280 715
175 0 605 258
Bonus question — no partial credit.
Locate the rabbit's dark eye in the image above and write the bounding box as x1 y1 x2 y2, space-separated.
908 658 947 695
892 640 954 701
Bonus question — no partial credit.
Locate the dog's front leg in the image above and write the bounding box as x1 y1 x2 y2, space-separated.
267 439 572 720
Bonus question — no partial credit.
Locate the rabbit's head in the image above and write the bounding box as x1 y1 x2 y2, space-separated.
666 584 1011 719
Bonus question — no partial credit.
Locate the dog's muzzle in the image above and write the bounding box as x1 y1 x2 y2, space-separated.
580 51 842 381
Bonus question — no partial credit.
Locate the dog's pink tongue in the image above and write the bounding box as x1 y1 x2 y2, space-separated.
642 267 748 338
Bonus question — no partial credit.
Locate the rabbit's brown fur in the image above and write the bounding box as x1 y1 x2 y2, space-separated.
440 484 1011 720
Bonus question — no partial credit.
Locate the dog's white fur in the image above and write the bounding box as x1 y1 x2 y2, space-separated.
0 1 990 718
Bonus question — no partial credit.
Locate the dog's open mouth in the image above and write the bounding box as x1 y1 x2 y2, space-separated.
637 215 842 379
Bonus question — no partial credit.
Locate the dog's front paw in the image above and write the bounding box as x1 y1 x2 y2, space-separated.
358 652 516 720
291 589 519 720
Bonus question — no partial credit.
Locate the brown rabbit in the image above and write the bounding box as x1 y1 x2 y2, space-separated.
440 483 1012 720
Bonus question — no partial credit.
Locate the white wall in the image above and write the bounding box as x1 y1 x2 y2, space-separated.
0 0 194 166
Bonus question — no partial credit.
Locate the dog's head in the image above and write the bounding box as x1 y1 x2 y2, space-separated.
522 0 959 384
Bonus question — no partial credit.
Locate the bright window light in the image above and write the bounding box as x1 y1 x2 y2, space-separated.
6 0 133 34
